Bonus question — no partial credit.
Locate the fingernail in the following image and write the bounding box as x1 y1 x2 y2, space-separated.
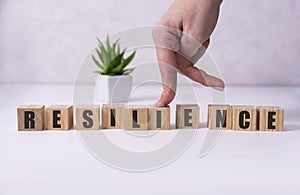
154 102 164 107
213 86 224 91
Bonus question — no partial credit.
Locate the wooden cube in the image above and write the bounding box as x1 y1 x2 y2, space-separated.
76 105 100 130
17 105 45 131
123 106 148 130
46 105 73 130
207 105 232 130
257 106 284 132
232 105 257 131
176 104 199 129
101 104 124 129
148 106 170 130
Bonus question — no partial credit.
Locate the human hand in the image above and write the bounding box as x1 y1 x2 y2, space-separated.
152 0 225 106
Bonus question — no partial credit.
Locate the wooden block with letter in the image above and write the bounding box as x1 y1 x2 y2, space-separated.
46 105 73 130
232 105 257 131
102 104 124 129
176 104 200 129
207 104 232 130
257 106 284 132
17 105 45 131
148 106 170 130
76 105 100 130
123 106 148 130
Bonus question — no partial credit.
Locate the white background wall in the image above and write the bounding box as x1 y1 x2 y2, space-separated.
0 0 299 86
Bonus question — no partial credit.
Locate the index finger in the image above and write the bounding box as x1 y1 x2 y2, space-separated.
152 26 181 106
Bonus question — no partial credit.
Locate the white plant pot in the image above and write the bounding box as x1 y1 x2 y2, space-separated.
96 75 133 103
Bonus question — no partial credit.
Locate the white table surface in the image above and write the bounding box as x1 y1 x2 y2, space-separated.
1 84 300 195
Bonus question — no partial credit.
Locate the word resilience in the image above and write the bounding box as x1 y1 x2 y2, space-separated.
17 104 284 132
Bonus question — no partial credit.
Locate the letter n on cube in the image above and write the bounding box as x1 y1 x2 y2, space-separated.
207 104 232 130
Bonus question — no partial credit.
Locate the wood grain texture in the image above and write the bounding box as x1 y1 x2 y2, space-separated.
75 105 100 130
148 106 170 130
207 105 232 130
257 106 284 132
232 105 257 131
176 104 199 129
101 104 124 129
46 105 73 130
123 106 148 130
17 105 45 131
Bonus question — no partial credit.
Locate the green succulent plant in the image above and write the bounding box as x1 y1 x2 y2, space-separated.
92 36 136 76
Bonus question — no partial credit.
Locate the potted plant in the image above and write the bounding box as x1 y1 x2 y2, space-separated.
92 36 136 102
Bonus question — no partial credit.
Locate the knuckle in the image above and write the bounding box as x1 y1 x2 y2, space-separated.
163 88 176 97
186 28 209 44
